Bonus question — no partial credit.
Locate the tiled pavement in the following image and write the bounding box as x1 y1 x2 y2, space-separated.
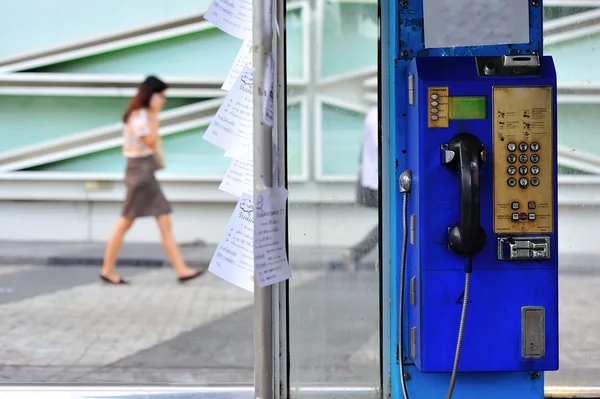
0 244 595 387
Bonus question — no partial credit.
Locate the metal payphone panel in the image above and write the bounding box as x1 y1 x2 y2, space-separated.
492 87 554 235
404 56 559 374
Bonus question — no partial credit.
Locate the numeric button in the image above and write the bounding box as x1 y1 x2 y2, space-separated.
519 142 528 151
519 154 528 163
507 142 517 152
507 166 516 175
530 154 539 163
519 166 528 175
519 177 528 188
531 166 540 175
507 154 516 163
508 178 517 187
531 177 540 186
530 142 540 151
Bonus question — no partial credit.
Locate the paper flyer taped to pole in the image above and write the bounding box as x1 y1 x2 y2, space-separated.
219 158 253 197
203 66 253 155
208 193 255 292
222 40 253 92
204 0 253 41
254 187 292 287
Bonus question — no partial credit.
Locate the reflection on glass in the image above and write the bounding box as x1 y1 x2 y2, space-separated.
289 0 379 387
0 1 300 387
544 4 600 388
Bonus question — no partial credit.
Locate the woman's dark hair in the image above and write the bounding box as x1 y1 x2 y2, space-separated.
122 75 169 122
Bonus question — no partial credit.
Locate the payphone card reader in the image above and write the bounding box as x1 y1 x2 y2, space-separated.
404 56 558 373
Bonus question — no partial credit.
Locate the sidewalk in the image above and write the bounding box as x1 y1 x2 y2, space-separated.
0 241 358 270
0 240 593 272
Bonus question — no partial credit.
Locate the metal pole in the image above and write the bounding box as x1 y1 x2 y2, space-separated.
273 0 289 396
253 0 274 395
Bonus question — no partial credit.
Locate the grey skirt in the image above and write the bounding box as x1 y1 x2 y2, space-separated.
121 155 172 219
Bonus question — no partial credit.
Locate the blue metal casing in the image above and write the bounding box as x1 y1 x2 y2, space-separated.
404 56 559 373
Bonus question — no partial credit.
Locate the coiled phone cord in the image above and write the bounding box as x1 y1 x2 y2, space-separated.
399 188 473 399
398 192 410 399
446 258 472 399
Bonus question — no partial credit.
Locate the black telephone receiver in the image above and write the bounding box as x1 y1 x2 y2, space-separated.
441 133 487 256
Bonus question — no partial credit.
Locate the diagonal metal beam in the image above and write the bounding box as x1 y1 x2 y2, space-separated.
0 11 206 68
0 19 215 74
0 99 223 172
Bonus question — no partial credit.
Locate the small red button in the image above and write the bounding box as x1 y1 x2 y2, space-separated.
520 212 527 220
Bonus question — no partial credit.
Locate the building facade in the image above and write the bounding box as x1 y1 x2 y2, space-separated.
0 1 598 257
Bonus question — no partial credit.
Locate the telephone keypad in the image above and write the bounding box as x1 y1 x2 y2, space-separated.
507 154 517 163
508 178 517 187
507 166 516 175
519 154 528 163
519 142 528 151
519 166 528 175
507 142 517 152
530 154 539 163
519 178 529 188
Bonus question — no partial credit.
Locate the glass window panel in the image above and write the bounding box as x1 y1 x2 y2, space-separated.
289 0 380 391
320 2 377 78
545 4 599 391
318 102 364 178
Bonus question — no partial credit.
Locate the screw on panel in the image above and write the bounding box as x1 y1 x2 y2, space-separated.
532 0 539 6
403 373 411 380
401 51 409 57
401 1 408 7
531 371 541 379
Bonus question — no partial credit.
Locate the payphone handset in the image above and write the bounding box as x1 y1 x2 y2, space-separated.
440 133 486 261
397 55 559 399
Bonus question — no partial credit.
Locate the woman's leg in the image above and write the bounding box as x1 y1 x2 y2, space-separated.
101 217 134 282
156 214 198 278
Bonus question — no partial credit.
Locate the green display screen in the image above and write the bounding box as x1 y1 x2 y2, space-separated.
449 96 487 120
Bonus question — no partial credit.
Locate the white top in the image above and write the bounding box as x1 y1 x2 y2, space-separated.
122 109 155 158
360 105 378 190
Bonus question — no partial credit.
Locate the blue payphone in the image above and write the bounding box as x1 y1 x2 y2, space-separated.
396 55 559 397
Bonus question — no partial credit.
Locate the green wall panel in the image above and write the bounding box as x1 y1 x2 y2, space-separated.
28 10 305 80
545 34 600 83
27 105 305 177
0 96 197 152
0 0 211 59
319 103 364 177
557 104 600 155
29 30 240 78
320 3 377 78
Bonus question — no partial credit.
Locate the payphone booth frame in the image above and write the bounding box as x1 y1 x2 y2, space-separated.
380 1 551 399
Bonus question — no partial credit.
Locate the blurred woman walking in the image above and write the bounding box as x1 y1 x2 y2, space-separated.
100 76 203 285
